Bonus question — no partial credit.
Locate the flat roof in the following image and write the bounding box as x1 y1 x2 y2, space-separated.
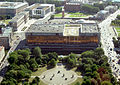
0 27 12 37
27 19 99 34
37 6 49 10
28 24 63 33
0 2 28 9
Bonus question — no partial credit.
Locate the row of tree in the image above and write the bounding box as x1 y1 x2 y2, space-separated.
62 48 118 85
1 47 58 85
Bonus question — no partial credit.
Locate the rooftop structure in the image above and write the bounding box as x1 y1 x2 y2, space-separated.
63 24 81 36
0 2 28 17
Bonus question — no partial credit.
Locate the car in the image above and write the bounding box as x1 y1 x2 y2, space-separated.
110 48 112 51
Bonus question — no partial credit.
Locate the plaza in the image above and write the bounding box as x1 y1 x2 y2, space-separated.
31 64 81 85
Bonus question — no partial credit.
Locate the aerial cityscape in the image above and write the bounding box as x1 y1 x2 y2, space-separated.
0 0 120 85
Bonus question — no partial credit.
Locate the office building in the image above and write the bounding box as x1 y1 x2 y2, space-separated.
0 2 28 17
9 11 29 31
25 4 55 18
25 19 100 54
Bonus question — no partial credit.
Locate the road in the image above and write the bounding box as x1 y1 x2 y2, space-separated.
0 32 25 82
99 9 120 79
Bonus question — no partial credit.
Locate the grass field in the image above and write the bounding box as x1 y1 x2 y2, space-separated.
115 27 120 36
70 67 83 85
68 12 89 18
70 77 83 85
54 13 62 17
29 66 47 85
31 66 47 76
0 19 11 25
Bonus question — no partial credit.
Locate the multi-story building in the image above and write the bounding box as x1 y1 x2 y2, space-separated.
96 10 109 20
9 11 29 31
64 0 89 12
64 3 81 12
104 5 118 13
25 4 55 18
0 27 13 49
0 2 28 17
0 46 5 63
25 19 100 54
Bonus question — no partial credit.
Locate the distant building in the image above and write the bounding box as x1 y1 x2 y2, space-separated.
25 4 55 18
0 2 28 17
64 0 89 12
0 27 13 49
96 10 109 20
103 0 120 2
104 5 118 13
0 46 5 63
25 19 100 54
64 3 81 12
9 11 29 31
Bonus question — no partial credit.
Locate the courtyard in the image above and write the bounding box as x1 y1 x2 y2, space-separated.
31 64 82 85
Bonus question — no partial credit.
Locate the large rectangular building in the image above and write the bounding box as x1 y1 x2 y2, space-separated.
9 11 29 31
25 4 55 18
0 2 28 17
25 19 100 54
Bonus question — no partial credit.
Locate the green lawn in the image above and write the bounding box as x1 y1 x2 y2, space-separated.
29 78 47 85
69 15 87 18
68 12 89 18
0 19 11 25
31 66 47 76
71 67 82 76
115 27 120 32
70 77 83 85
70 67 83 85
54 13 62 17
29 66 47 85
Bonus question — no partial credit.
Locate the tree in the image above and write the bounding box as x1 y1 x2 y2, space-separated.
94 48 104 58
81 4 100 14
117 15 120 20
31 76 40 84
50 15 54 19
33 47 42 58
55 7 62 13
29 58 38 71
94 3 105 10
48 59 56 67
81 51 94 58
17 50 30 62
75 82 80 85
101 81 112 85
8 52 18 64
